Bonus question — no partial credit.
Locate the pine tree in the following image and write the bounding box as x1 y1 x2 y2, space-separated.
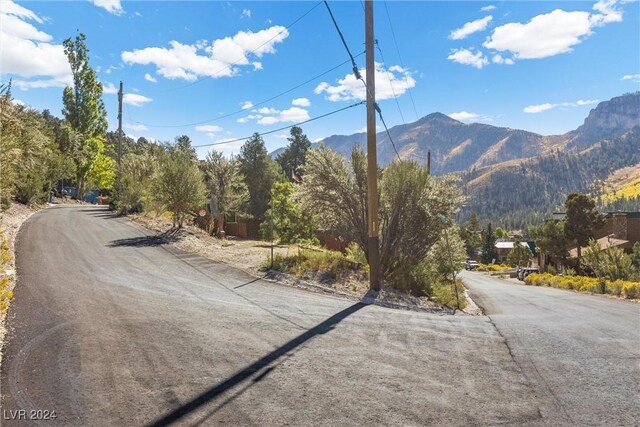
276 126 311 180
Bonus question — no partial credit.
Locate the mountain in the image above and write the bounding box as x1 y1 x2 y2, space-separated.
275 92 639 176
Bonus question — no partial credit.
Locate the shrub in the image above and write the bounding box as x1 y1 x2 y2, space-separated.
263 249 359 282
524 273 638 298
431 279 467 310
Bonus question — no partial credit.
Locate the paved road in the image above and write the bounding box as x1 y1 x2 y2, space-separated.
461 270 640 426
0 206 635 426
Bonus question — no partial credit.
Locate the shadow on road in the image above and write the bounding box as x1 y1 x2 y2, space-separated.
147 302 368 426
108 235 175 247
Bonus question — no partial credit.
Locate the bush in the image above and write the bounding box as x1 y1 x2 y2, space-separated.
431 279 467 310
476 263 510 272
263 249 359 282
524 273 639 298
0 231 13 317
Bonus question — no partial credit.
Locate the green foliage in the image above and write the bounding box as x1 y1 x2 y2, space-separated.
379 161 464 282
506 239 533 267
238 133 281 221
87 149 115 191
114 151 158 213
431 279 467 310
202 150 248 236
530 220 570 268
494 227 509 239
62 33 108 199
345 242 367 265
298 146 464 294
157 144 205 227
460 211 482 258
525 273 639 299
260 181 317 244
427 226 467 282
264 249 359 283
0 85 73 206
480 223 499 264
565 193 605 268
631 242 640 270
297 145 369 258
276 126 311 179
581 239 634 281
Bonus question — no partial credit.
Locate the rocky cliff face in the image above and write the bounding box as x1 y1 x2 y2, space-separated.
568 92 640 148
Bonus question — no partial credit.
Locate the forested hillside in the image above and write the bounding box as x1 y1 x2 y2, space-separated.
461 128 640 229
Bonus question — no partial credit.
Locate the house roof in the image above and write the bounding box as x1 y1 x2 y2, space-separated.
569 235 630 258
495 241 529 249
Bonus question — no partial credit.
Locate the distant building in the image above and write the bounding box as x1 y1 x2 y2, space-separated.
553 211 640 256
494 240 536 264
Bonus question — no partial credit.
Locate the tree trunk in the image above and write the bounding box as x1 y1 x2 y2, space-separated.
576 245 582 274
76 175 84 201
217 213 225 238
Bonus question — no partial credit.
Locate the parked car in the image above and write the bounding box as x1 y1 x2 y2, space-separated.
465 260 480 270
517 267 539 281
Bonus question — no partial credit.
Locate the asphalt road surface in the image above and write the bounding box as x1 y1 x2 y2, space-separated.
0 206 637 426
460 270 640 426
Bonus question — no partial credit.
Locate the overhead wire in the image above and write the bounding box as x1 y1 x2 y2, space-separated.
144 1 323 94
192 101 365 148
376 41 405 124
383 0 419 121
135 52 364 128
322 0 401 161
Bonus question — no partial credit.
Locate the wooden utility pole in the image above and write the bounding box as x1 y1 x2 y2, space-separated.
365 0 380 291
117 81 123 166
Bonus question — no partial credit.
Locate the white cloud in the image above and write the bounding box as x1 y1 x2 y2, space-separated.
523 99 599 113
101 82 118 94
449 15 493 40
144 73 157 83
481 5 496 12
123 93 152 107
125 123 148 132
621 73 640 80
292 97 310 107
315 63 416 102
491 54 515 65
0 1 72 90
195 124 223 133
483 1 624 61
448 111 494 122
242 9 251 18
239 107 310 126
241 101 253 110
90 0 123 15
252 62 263 70
447 48 489 69
122 25 288 81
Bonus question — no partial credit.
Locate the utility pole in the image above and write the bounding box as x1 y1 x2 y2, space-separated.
117 81 123 166
365 0 380 291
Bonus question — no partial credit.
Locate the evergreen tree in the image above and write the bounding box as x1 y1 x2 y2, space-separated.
564 193 605 270
481 223 499 264
530 220 570 270
506 238 533 267
276 126 311 179
238 133 281 222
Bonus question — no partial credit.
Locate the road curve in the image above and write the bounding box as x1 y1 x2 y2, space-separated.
461 270 640 426
0 205 634 426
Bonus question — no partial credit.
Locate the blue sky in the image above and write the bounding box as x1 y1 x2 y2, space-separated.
2 0 639 158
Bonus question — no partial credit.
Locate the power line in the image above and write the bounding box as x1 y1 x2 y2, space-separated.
136 52 363 128
376 42 405 124
383 0 419 121
145 1 323 94
322 0 362 80
192 101 365 148
323 0 401 162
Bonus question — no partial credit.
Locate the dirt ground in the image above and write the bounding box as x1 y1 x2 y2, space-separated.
129 213 479 315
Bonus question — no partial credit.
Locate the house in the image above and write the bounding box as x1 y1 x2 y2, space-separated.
495 240 536 263
554 211 640 256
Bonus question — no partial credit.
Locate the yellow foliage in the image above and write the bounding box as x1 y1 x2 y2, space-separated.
476 263 510 272
601 176 640 202
524 273 638 298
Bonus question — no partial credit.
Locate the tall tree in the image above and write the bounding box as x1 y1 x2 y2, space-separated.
530 220 570 270
62 33 107 199
506 238 533 267
260 181 317 244
276 126 311 179
202 150 248 237
238 133 280 221
460 211 482 258
481 223 499 264
564 193 605 269
157 146 205 228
